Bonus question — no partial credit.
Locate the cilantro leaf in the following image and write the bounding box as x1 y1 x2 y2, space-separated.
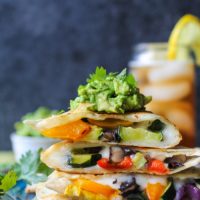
116 68 127 80
0 149 52 197
117 68 136 86
126 74 136 87
87 66 107 82
0 171 17 193
13 149 52 184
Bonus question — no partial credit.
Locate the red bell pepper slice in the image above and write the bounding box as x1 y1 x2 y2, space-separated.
147 159 169 174
97 156 132 170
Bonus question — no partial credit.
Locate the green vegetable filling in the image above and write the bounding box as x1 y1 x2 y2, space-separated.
148 119 165 132
82 120 165 143
71 147 102 154
132 152 147 169
68 154 102 168
81 126 103 141
161 181 176 200
119 127 163 142
70 67 151 113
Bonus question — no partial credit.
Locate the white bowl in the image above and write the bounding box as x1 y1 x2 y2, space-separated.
10 133 60 161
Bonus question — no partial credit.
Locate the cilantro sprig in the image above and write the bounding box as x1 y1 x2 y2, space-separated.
0 171 17 196
13 149 52 184
0 149 52 196
87 67 136 87
87 67 108 83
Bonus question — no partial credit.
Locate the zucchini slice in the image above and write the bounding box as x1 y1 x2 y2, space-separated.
68 154 102 168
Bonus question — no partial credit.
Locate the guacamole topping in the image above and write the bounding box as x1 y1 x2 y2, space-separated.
70 67 151 113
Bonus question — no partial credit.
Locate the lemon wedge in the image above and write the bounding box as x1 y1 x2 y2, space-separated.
168 14 200 65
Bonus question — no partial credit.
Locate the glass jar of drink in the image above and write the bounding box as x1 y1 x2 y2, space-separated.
129 43 196 147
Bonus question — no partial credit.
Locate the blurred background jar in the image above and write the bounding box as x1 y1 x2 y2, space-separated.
129 43 196 147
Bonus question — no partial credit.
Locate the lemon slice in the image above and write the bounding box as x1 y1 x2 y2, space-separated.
168 14 200 65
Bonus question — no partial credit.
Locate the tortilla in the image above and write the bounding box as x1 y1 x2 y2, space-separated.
35 169 200 200
35 182 69 200
172 166 200 179
25 103 181 148
41 141 200 175
35 171 123 200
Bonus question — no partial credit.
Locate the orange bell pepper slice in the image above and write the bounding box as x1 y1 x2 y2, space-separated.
147 159 169 174
42 120 91 141
73 178 118 197
146 183 166 200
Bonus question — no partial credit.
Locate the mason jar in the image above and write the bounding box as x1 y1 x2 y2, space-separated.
129 43 196 147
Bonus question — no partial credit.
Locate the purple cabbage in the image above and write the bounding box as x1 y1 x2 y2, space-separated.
175 184 200 200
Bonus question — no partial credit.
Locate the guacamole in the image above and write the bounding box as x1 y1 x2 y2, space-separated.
15 107 61 137
70 67 151 113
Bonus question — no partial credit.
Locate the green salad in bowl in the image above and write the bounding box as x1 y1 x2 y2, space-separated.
14 107 60 137
11 107 62 160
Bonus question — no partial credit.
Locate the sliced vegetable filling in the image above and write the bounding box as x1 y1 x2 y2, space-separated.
42 119 91 140
65 178 119 200
66 145 193 174
47 171 200 200
86 119 165 143
68 154 102 168
42 118 166 144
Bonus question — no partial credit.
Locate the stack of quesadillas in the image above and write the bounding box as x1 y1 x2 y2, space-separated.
26 68 200 200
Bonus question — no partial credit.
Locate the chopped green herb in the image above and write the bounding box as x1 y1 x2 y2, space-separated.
87 67 107 83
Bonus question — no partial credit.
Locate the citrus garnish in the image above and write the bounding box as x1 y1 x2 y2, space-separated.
168 14 200 65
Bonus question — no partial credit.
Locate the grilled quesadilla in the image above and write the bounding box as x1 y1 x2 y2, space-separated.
41 141 200 175
25 103 181 149
35 169 200 200
25 68 182 149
